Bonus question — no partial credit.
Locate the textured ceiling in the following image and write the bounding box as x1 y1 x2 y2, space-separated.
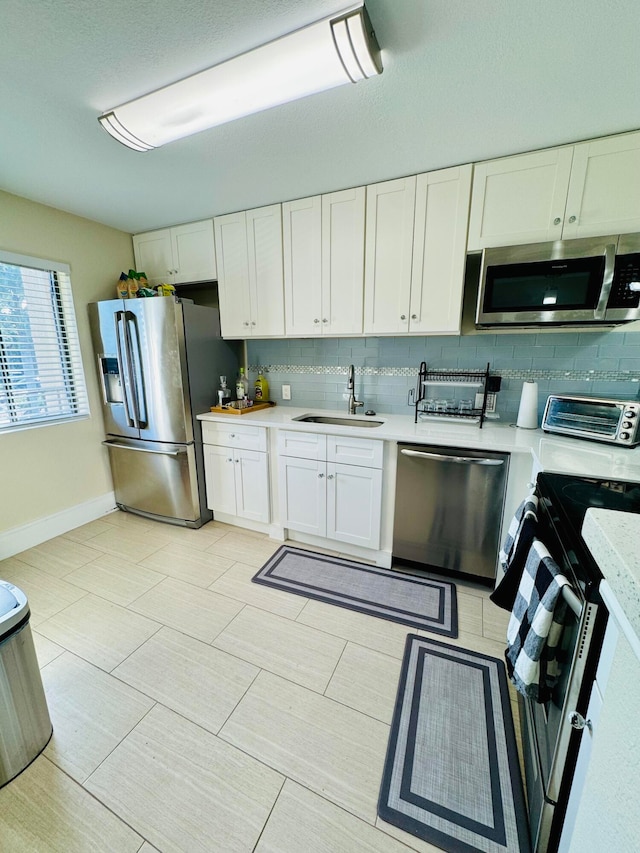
2 0 639 234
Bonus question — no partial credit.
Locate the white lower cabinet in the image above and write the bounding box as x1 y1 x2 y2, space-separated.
202 423 270 524
278 432 383 550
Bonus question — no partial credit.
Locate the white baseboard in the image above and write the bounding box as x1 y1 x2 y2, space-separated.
0 492 116 560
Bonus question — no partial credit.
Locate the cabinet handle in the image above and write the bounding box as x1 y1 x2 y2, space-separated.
243 321 250 326
318 473 325 478
322 318 328 324
553 217 562 225
226 457 233 463
400 314 406 320
568 215 577 224
251 321 256 326
230 434 235 438
327 474 334 480
314 318 320 324
411 314 417 320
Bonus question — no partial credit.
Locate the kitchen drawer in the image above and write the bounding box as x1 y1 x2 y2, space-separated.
327 435 383 469
201 421 267 452
278 430 327 460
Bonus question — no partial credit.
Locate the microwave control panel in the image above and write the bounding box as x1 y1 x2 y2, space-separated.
608 252 640 308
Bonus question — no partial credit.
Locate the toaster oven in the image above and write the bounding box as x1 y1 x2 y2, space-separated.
541 394 640 446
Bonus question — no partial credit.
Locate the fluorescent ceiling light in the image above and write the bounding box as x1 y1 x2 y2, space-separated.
99 4 382 152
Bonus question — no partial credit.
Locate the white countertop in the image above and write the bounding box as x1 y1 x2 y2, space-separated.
582 508 640 658
198 405 640 481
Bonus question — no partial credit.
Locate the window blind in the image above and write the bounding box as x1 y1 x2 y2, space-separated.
0 251 89 431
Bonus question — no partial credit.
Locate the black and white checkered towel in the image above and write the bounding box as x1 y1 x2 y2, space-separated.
490 492 538 611
505 538 569 703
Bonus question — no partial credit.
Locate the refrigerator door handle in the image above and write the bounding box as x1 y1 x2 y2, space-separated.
102 440 186 457
124 313 148 428
115 311 138 428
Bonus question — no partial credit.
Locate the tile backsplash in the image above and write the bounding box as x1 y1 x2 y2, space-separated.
246 330 640 423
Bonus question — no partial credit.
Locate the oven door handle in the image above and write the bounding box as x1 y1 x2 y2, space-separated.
401 448 504 466
562 584 582 618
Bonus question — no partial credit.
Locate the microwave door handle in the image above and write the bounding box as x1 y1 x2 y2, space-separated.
594 243 616 320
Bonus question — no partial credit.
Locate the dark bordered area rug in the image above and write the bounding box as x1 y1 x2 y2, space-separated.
378 634 531 853
252 545 457 637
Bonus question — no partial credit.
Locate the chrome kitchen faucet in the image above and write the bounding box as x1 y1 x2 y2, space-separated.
347 364 364 415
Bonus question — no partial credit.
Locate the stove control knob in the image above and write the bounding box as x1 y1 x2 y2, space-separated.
622 421 633 429
620 432 630 440
624 410 636 418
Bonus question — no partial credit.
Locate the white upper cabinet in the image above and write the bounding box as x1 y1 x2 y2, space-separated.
468 130 640 249
132 219 216 286
409 165 473 334
214 204 285 338
562 131 640 240
363 176 416 334
364 166 472 335
467 148 573 250
283 187 365 336
283 196 322 336
321 188 366 335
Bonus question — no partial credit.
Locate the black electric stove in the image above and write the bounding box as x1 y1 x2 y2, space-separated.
524 470 640 852
536 472 640 599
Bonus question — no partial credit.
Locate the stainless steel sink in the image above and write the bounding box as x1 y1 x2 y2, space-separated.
292 414 383 427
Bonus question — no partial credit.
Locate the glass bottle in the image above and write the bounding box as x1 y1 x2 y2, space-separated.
217 376 231 408
236 367 249 401
254 368 269 402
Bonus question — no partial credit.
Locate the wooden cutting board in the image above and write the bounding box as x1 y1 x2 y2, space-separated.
209 401 276 415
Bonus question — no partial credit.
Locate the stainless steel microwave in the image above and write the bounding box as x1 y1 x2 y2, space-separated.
542 394 640 446
475 233 640 327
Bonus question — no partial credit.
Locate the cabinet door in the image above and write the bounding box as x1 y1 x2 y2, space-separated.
246 204 285 337
322 187 365 335
132 229 174 287
563 131 640 240
204 445 237 515
234 449 270 524
363 177 416 334
278 456 326 536
171 220 217 283
467 148 574 249
283 196 322 336
214 211 252 338
326 462 382 549
409 165 472 334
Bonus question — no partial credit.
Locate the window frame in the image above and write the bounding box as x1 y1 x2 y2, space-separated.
0 249 89 433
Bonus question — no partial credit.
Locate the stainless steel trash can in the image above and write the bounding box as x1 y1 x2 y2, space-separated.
0 580 52 787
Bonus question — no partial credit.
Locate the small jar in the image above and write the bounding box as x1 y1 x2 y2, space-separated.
445 400 458 414
459 399 473 414
424 398 436 412
434 399 449 413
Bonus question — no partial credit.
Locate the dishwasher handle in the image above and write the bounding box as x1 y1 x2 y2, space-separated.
400 448 504 466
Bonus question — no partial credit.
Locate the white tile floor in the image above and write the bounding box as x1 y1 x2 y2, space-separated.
0 511 518 853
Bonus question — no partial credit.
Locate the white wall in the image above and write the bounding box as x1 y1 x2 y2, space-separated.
0 190 134 536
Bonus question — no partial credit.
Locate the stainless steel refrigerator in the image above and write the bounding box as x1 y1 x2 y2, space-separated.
88 297 240 527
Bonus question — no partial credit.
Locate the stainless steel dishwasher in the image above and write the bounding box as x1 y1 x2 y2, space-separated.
393 443 509 581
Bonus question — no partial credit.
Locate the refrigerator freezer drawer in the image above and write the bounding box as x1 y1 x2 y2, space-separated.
104 438 202 525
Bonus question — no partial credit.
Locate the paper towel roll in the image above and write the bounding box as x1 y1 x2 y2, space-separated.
516 381 539 429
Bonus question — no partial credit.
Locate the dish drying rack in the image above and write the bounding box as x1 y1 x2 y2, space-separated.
413 361 498 428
